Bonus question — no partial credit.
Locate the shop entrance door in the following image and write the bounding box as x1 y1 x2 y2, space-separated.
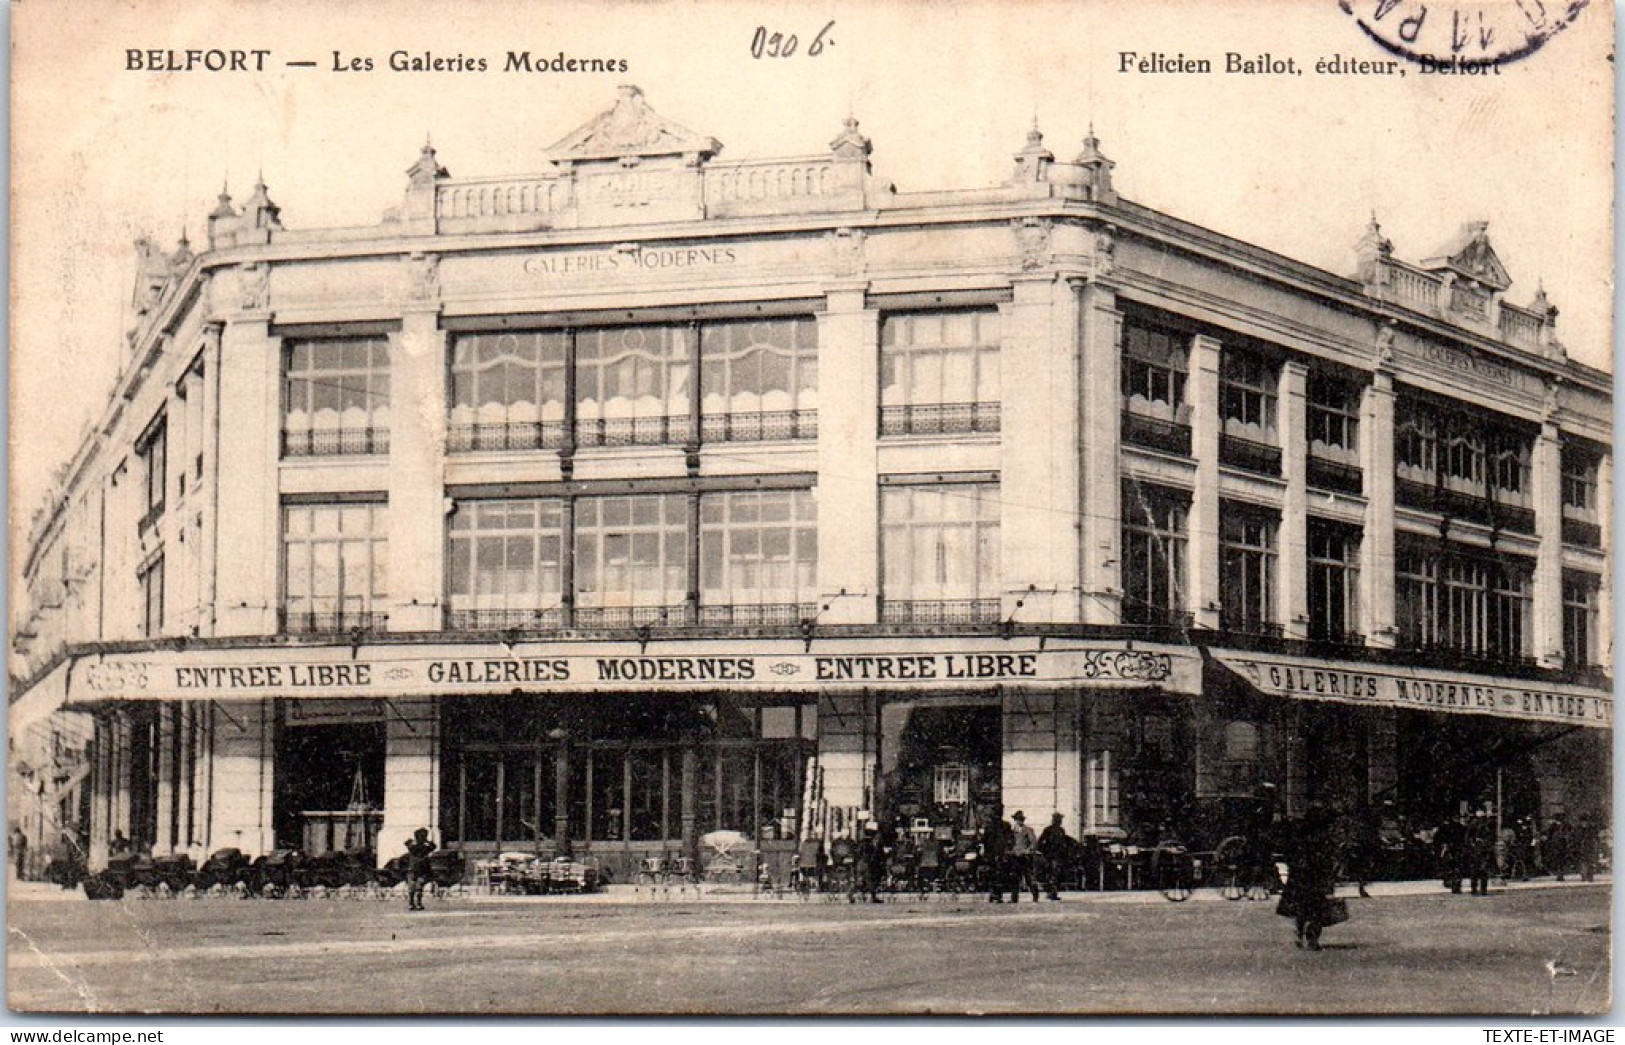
878 702 1001 835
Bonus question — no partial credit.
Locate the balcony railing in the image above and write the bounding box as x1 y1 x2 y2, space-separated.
1562 517 1603 548
1306 454 1363 495
1492 502 1536 535
575 416 695 448
1121 605 1195 631
446 607 565 631
879 599 1001 625
1306 630 1366 649
879 402 1000 437
1121 411 1193 456
280 609 387 635
282 427 390 457
700 409 818 443
697 603 818 627
572 604 695 629
447 421 568 453
1219 618 1284 641
1218 433 1282 476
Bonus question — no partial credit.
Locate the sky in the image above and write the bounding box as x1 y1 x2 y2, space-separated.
10 0 1615 528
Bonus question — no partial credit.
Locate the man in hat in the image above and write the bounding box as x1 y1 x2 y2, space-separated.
1009 811 1040 903
403 828 436 911
1036 812 1076 901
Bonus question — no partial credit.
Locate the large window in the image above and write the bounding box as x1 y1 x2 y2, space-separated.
1220 506 1277 634
880 311 1001 435
1121 483 1188 627
137 416 167 531
1396 541 1530 660
700 319 818 442
699 489 817 625
283 337 391 456
1220 349 1277 437
1121 320 1191 455
1396 399 1437 481
139 555 164 638
447 499 565 630
1563 572 1600 669
282 502 389 633
573 494 690 627
1562 446 1600 516
1307 520 1361 643
1308 376 1360 457
880 482 1000 623
575 325 693 447
448 332 568 451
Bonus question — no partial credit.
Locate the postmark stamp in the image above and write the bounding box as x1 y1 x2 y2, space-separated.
1338 0 1588 74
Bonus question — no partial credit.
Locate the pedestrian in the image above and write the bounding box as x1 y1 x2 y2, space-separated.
403 828 436 911
1346 805 1380 898
1575 812 1601 883
983 808 1013 903
1435 814 1466 893
1009 811 1040 903
850 821 883 903
1465 811 1495 895
10 827 27 881
1036 812 1075 901
1544 813 1574 881
1277 802 1346 951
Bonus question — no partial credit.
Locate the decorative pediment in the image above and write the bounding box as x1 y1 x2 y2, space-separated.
1422 220 1511 291
546 85 721 167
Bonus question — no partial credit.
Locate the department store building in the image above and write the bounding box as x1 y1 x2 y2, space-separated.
11 86 1611 877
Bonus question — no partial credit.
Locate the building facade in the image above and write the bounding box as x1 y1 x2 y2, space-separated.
11 86 1612 879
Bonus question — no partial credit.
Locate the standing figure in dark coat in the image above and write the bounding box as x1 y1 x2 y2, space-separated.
1036 813 1075 901
1575 812 1602 883
403 828 436 911
850 822 884 903
983 809 1013 903
1434 815 1466 893
1544 813 1575 881
1465 811 1496 895
1278 802 1343 951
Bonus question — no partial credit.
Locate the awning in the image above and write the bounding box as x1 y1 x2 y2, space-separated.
1210 649 1611 729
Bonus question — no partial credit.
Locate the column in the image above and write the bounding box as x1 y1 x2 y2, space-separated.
999 277 1082 622
1187 335 1222 629
1360 369 1397 647
815 288 879 624
378 696 439 863
207 698 275 857
1079 281 1123 625
1598 453 1613 673
388 307 448 632
212 317 279 636
1532 422 1563 668
1279 362 1309 640
155 703 176 852
1000 689 1079 825
198 324 224 638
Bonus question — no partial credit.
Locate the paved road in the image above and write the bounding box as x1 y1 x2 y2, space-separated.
6 881 1609 1015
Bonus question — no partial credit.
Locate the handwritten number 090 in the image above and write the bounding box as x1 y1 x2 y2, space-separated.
751 20 834 59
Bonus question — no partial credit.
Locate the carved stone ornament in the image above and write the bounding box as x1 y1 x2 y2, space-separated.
238 262 270 312
826 227 866 277
404 252 440 302
1093 224 1117 278
1375 323 1397 368
1013 217 1052 271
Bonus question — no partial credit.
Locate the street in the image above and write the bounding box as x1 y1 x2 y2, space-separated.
6 881 1610 1015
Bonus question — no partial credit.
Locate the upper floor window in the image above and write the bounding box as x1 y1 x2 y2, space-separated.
880 311 1001 436
1563 571 1600 669
699 488 817 625
1307 376 1360 458
1396 399 1436 479
575 325 693 447
283 337 391 457
1307 519 1361 644
1562 445 1600 517
447 499 565 630
1487 432 1531 505
1120 483 1188 627
136 416 167 531
1122 322 1188 418
282 502 389 633
139 554 164 638
1219 348 1278 439
1441 421 1484 490
879 482 1000 622
1396 540 1530 660
1219 505 1277 634
573 494 690 627
449 332 568 452
700 319 818 442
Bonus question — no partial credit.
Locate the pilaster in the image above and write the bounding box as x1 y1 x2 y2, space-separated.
1360 370 1397 647
1188 335 1222 629
999 276 1081 623
1279 362 1309 640
815 288 879 624
213 316 279 636
1079 282 1123 625
388 306 448 633
207 698 275 857
378 696 439 866
1532 422 1564 667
